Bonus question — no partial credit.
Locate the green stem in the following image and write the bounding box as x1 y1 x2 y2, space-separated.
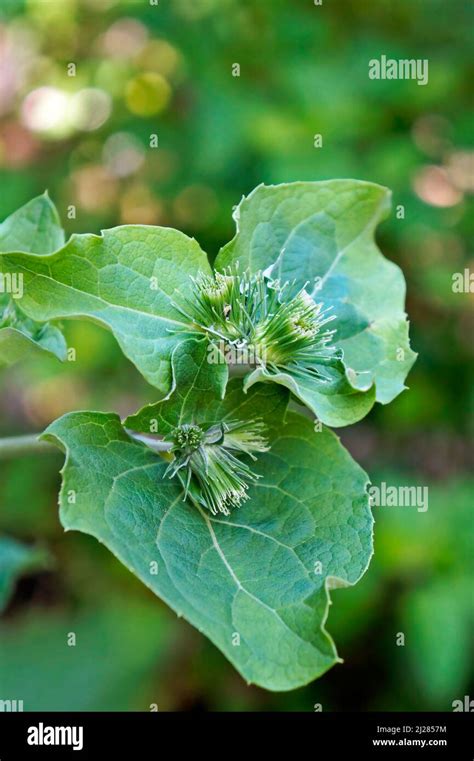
0 434 57 459
228 362 254 378
125 430 173 452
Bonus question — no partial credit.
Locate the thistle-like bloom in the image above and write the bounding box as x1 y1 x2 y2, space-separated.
174 269 337 379
164 420 269 516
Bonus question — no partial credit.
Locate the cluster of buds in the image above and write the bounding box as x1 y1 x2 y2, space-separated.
164 419 269 516
166 268 340 514
174 268 336 371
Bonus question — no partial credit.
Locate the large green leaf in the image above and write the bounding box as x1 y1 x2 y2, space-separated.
0 535 51 613
0 225 211 393
215 180 416 406
43 380 372 691
0 194 67 364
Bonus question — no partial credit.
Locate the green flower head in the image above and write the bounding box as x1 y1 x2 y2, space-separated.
174 268 337 375
164 419 269 516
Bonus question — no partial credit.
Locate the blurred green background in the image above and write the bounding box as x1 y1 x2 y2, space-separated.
0 0 472 711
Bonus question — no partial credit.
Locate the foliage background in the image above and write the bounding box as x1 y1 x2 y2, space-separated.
0 0 472 711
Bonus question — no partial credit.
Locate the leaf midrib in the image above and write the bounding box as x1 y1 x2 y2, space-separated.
8 262 189 329
194 503 323 649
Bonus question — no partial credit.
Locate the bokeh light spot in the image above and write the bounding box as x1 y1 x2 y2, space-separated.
120 184 164 225
70 88 112 132
102 18 148 59
413 166 463 208
125 73 171 116
72 164 118 211
446 151 474 192
21 86 72 137
136 39 182 78
103 132 145 177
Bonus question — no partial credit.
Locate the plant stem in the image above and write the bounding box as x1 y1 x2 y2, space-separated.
125 430 173 452
228 363 254 377
0 433 57 459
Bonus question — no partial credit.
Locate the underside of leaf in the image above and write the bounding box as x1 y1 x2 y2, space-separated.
0 194 68 364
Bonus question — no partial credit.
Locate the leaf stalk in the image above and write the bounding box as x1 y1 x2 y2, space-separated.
0 434 56 459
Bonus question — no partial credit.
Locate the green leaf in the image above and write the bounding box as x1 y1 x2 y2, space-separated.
243 358 376 428
0 194 67 364
0 193 65 255
43 383 372 691
215 180 416 408
0 225 211 393
0 299 67 365
124 337 228 433
0 323 67 366
0 535 51 613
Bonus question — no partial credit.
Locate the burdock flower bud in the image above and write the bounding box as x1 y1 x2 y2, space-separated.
252 286 335 366
164 419 269 516
182 272 242 341
173 268 337 377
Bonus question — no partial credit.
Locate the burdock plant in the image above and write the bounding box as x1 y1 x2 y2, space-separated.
0 181 416 690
